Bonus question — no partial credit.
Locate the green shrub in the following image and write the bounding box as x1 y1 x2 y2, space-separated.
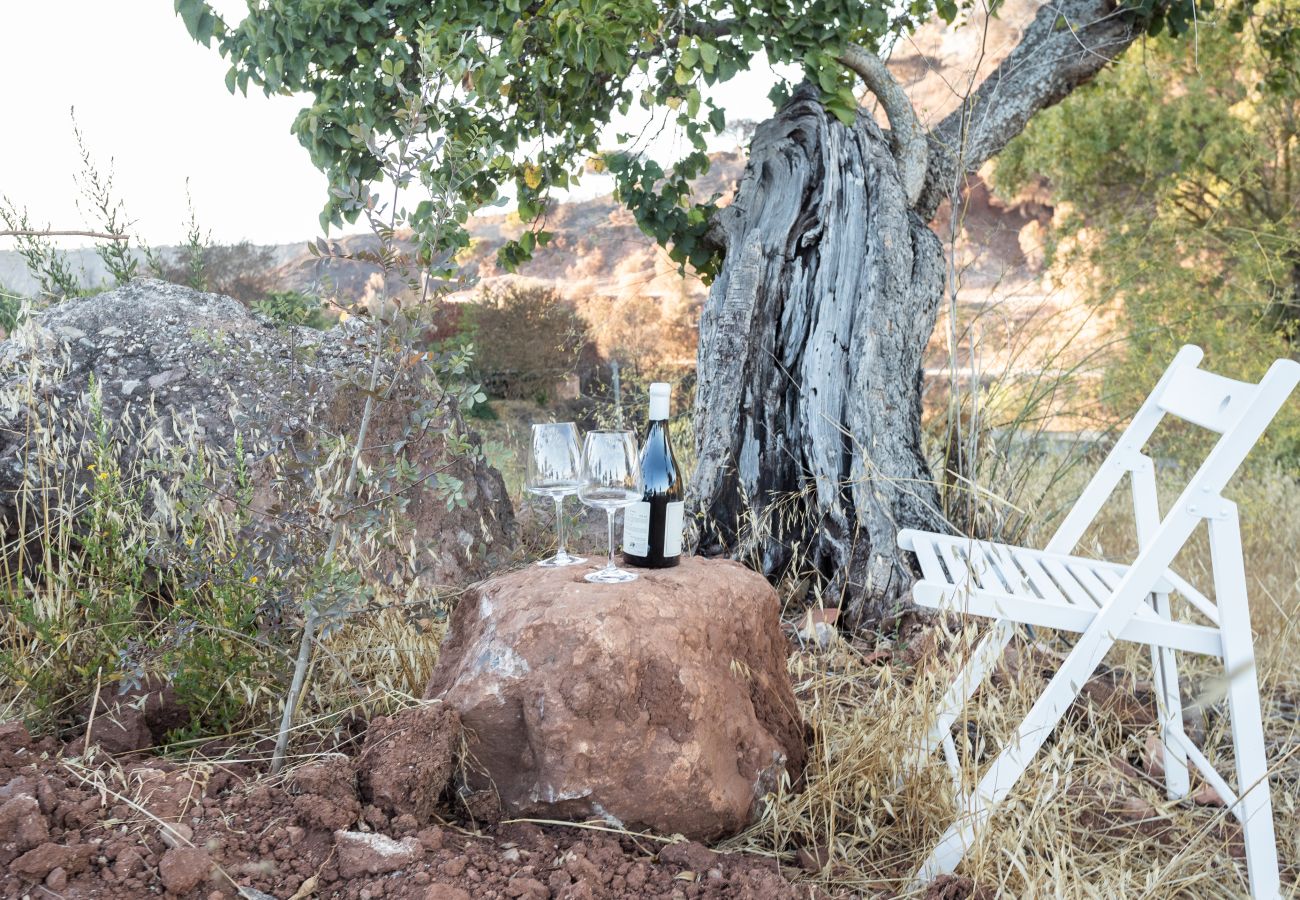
0 287 27 334
253 290 329 329
465 397 498 420
464 284 586 401
0 383 280 741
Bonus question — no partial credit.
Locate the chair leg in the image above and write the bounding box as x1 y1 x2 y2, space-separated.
1209 510 1280 899
1148 590 1191 799
918 620 1016 776
914 621 1119 884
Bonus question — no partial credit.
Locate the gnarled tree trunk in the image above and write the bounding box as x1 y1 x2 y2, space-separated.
690 85 945 628
689 0 1143 629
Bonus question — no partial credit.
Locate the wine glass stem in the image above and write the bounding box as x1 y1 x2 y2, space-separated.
554 496 567 557
605 508 616 571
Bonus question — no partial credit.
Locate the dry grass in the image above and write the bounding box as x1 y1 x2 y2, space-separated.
722 461 1300 897
247 447 1300 896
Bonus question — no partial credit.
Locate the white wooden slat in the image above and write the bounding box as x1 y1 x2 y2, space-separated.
1071 563 1119 608
1037 557 1100 609
936 540 972 589
1090 566 1165 623
910 534 948 584
1086 567 1170 621
963 543 1014 594
911 582 1225 657
1157 366 1256 433
1010 549 1069 604
986 543 1036 597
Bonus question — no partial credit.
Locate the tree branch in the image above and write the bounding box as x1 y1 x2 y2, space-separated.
917 0 1142 220
838 44 928 206
0 229 130 240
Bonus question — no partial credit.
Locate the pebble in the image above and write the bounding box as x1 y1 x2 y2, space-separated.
45 867 68 891
160 822 193 848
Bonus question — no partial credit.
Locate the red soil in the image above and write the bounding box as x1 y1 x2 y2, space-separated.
0 720 834 900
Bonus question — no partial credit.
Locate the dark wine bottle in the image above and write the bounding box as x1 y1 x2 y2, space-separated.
621 382 684 568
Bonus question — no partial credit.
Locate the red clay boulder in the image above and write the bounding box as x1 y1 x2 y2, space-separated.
424 557 805 840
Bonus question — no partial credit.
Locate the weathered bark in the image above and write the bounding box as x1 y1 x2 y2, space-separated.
690 0 1147 628
690 84 946 628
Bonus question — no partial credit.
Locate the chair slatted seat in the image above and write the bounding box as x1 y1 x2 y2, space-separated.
901 531 1224 656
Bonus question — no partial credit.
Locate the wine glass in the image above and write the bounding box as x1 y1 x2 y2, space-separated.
526 423 587 568
578 430 641 584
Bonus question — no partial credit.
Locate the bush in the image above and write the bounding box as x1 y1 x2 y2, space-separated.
577 289 700 381
0 383 279 740
253 290 329 329
160 240 277 303
464 283 587 401
0 286 26 335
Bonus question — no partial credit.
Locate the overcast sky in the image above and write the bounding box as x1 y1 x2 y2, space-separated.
0 2 791 247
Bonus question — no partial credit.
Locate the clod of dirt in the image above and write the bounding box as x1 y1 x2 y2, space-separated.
426 557 806 840
287 754 362 831
11 841 90 881
424 886 472 900
158 845 213 894
75 701 152 755
44 866 68 891
73 675 191 755
0 793 49 862
658 840 719 872
334 829 425 877
924 873 996 900
1072 671 1157 731
1066 775 1173 842
1192 782 1226 806
358 702 459 824
132 766 207 822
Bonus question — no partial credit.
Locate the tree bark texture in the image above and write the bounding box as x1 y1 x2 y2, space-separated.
690 0 1143 628
690 85 946 628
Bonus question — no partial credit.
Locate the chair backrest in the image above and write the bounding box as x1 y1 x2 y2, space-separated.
1047 346 1300 555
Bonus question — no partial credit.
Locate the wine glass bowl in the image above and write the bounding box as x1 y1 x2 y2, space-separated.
525 422 586 568
578 430 641 583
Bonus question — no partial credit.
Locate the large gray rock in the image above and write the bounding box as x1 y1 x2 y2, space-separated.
0 278 514 588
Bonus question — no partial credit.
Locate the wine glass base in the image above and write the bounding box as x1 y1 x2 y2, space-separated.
584 566 638 584
536 551 587 568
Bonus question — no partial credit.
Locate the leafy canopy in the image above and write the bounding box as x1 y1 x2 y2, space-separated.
178 0 1205 279
175 0 963 277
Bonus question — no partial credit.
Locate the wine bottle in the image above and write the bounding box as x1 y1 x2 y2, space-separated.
621 382 684 568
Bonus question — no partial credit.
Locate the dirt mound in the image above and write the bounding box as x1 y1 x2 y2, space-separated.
0 716 830 899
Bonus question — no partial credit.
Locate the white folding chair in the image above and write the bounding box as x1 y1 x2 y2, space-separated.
900 346 1299 898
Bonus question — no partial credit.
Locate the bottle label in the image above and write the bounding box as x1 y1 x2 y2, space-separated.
622 501 684 557
622 502 651 556
662 501 683 556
